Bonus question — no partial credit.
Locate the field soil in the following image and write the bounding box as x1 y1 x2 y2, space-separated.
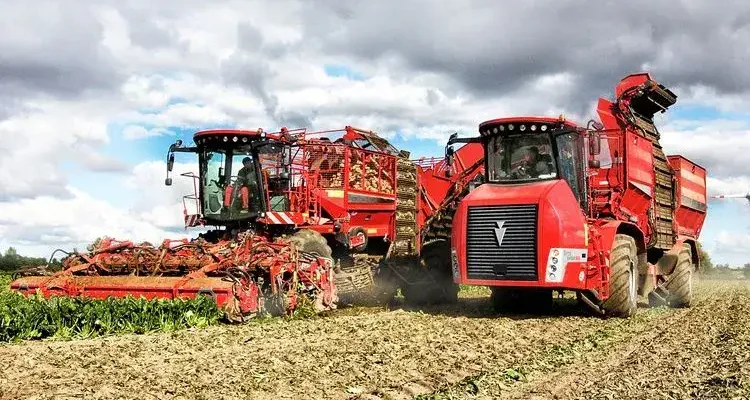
1 279 749 399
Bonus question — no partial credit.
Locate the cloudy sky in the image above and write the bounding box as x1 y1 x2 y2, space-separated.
1 0 749 266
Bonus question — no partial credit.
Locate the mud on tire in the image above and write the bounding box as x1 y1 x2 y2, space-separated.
288 229 332 258
402 239 458 305
601 234 638 318
666 243 693 308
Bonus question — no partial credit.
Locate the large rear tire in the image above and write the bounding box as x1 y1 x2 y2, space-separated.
601 234 638 318
288 229 332 258
402 239 458 305
666 243 693 308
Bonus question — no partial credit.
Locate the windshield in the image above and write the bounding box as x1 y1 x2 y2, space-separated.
487 133 557 182
201 147 263 220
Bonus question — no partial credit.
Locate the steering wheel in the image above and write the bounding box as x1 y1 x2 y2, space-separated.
212 175 240 188
511 163 529 179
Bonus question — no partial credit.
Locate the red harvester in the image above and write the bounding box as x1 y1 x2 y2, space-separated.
11 126 484 320
445 72 707 317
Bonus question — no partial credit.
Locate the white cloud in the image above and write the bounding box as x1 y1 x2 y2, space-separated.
714 231 750 257
0 100 121 200
0 160 204 257
706 176 750 198
0 186 198 258
122 125 173 139
660 119 750 179
125 160 199 216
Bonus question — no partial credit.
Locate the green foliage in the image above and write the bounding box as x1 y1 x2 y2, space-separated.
696 241 714 274
0 247 61 272
0 274 11 294
287 294 319 320
0 291 223 343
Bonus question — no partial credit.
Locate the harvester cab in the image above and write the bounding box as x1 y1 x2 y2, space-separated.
164 128 303 231
447 73 707 318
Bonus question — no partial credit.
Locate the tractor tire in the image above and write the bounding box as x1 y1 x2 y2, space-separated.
666 243 693 308
601 234 638 318
402 239 458 305
288 229 332 259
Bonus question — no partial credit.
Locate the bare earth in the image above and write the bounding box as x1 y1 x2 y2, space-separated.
1 279 748 400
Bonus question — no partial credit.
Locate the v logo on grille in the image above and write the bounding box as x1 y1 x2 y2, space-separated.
493 221 507 247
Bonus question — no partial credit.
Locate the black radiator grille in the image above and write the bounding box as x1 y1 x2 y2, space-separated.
465 204 538 281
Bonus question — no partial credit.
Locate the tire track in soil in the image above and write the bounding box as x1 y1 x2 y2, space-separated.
500 280 750 400
686 283 750 399
415 303 676 400
0 297 633 400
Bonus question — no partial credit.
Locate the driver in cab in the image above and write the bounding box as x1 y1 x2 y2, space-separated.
224 156 256 213
516 146 552 178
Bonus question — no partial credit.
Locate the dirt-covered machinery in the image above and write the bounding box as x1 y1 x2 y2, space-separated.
445 73 708 317
11 125 484 319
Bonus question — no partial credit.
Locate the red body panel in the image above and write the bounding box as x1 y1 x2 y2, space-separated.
416 143 485 229
11 275 258 316
668 155 707 238
452 180 589 289
253 131 403 243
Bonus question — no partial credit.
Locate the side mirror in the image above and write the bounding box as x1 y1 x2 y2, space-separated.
279 172 290 180
588 159 601 168
165 177 173 186
445 145 455 169
448 132 458 145
167 153 175 172
589 133 601 156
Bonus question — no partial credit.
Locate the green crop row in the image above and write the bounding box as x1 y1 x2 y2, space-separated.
0 274 11 294
0 288 224 343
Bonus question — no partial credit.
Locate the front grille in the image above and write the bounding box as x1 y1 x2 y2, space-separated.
465 204 538 280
